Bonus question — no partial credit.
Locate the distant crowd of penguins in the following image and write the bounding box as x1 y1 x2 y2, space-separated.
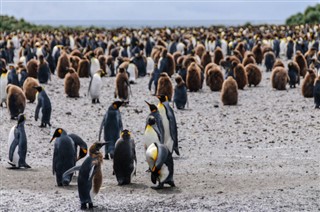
1 24 320 209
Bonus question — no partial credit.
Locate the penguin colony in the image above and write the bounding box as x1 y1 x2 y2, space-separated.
1 24 320 210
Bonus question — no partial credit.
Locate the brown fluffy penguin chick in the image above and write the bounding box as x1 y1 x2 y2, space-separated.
22 77 40 103
186 62 202 92
252 43 263 64
207 67 224 91
182 55 197 70
173 52 182 69
271 67 288 90
70 56 80 72
242 53 256 67
26 59 38 78
6 84 26 119
273 59 285 69
98 55 107 75
234 63 248 90
294 51 308 77
235 42 246 58
195 44 206 58
213 47 224 65
57 53 71 79
70 49 83 58
64 68 80 97
302 69 316 98
77 58 90 78
245 64 262 87
201 51 212 69
221 76 238 105
233 50 243 62
156 72 173 101
115 68 130 101
166 52 176 77
205 62 219 79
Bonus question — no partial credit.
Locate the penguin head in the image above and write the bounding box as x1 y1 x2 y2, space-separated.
50 128 64 143
112 101 124 109
120 129 131 139
33 86 43 92
17 114 26 124
156 95 168 103
89 142 107 155
96 69 104 76
147 116 156 126
145 101 158 113
78 147 88 161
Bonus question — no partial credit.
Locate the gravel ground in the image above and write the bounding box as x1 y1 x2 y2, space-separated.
0 61 319 211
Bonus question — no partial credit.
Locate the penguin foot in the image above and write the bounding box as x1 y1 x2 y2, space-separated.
103 154 109 160
80 203 87 210
96 99 100 104
167 181 176 187
22 164 31 169
92 99 96 104
145 168 151 173
39 123 46 128
151 183 164 190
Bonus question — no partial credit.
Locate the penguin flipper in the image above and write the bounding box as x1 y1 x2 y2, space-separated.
9 128 19 162
88 76 93 97
62 165 82 180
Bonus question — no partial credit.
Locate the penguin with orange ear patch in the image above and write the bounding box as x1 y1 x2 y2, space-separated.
64 68 80 98
63 142 106 210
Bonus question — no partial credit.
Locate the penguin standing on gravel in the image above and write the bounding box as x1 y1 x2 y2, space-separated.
0 68 8 107
8 114 31 169
50 128 76 186
145 101 165 145
88 69 103 104
99 101 124 159
113 129 137 185
143 115 163 151
63 142 106 210
146 142 175 189
33 86 52 128
313 76 320 109
156 95 180 156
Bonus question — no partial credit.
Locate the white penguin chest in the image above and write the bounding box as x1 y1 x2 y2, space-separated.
90 75 102 98
143 125 159 150
159 106 173 151
8 126 19 166
159 164 169 183
0 76 8 100
90 59 100 76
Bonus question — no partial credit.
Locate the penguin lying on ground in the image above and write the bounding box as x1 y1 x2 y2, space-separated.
33 86 52 128
146 143 175 189
156 95 180 156
113 129 137 185
63 142 106 210
99 101 124 160
8 114 31 169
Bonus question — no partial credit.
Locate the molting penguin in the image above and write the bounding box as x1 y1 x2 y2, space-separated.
221 76 238 105
113 130 137 185
287 61 300 88
50 128 76 186
244 64 262 87
115 67 130 102
64 68 80 98
88 69 103 104
314 76 320 108
156 95 179 156
63 142 106 210
173 75 188 109
6 84 26 119
57 52 70 79
7 114 31 169
99 101 124 160
37 55 51 83
22 77 40 103
156 72 173 101
302 69 316 98
33 86 52 127
271 67 288 90
0 68 8 107
146 143 175 189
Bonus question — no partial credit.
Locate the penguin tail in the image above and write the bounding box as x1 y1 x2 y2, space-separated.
174 147 180 156
22 163 31 169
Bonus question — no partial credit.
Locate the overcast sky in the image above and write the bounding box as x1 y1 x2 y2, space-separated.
1 0 319 26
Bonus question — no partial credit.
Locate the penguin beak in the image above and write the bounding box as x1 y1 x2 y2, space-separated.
49 137 55 143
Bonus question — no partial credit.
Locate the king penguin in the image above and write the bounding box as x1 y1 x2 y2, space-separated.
145 101 165 145
33 86 52 128
156 95 180 156
113 129 137 185
8 114 31 169
146 142 175 189
143 115 163 151
88 69 103 104
63 142 106 210
99 101 124 160
0 68 8 107
50 128 76 186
